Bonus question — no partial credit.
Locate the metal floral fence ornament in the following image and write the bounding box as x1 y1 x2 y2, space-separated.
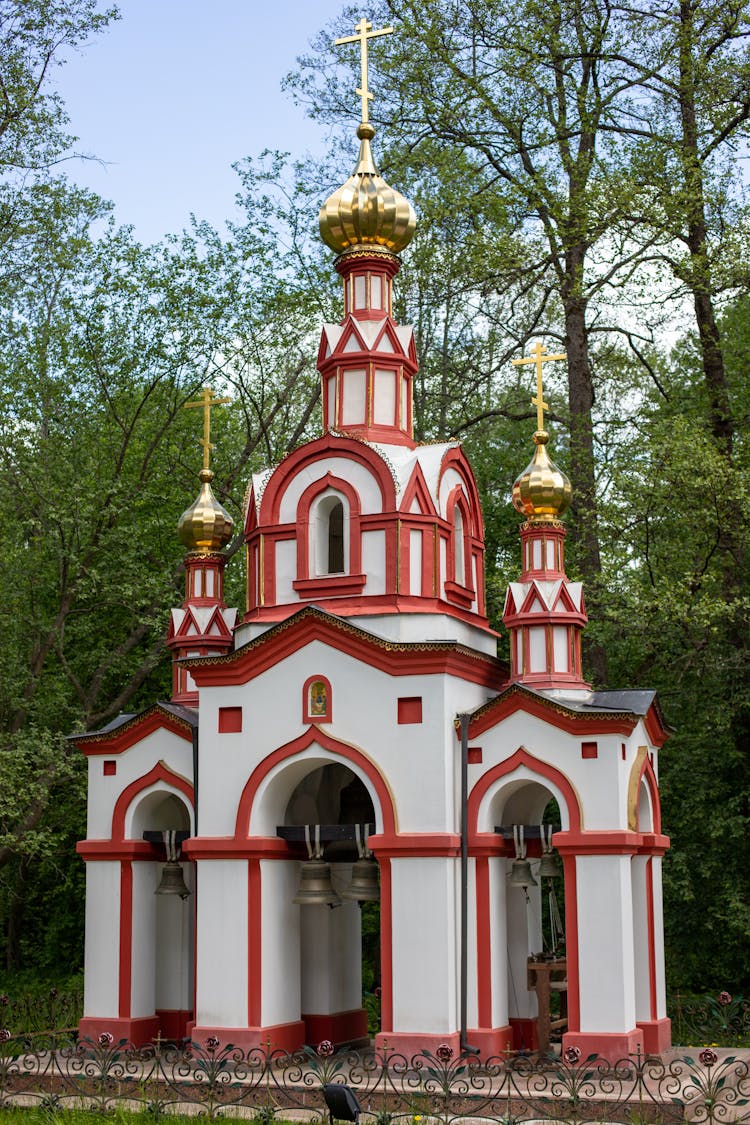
0 1036 749 1123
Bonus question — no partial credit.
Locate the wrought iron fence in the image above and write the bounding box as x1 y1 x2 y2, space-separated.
0 1034 748 1123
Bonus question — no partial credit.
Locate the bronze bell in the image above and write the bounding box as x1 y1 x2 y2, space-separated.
341 857 380 903
155 860 191 899
538 851 559 879
509 857 538 889
293 859 341 908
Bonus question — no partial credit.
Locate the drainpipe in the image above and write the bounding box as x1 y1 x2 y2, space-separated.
459 712 479 1055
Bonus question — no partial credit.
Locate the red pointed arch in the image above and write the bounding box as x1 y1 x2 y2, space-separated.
112 762 194 843
468 745 582 845
638 754 662 834
400 462 438 516
234 725 396 839
438 447 483 537
294 472 362 581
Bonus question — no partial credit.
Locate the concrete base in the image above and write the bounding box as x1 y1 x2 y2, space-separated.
637 1017 672 1055
563 1027 644 1063
303 1008 369 1047
190 1020 306 1052
466 1025 514 1059
79 1015 161 1047
374 1030 461 1058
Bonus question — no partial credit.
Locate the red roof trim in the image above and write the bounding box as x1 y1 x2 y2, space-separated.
465 685 640 739
73 707 194 757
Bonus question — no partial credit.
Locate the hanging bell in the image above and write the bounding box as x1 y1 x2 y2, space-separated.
341 857 380 903
293 859 341 908
509 857 538 889
538 851 560 879
155 860 191 899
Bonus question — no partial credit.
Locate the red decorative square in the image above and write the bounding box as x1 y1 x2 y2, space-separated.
103 760 117 776
581 741 598 759
398 697 422 724
621 743 627 760
468 746 483 764
218 706 243 733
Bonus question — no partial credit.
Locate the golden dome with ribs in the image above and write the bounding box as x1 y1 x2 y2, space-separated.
178 468 234 554
512 431 572 524
319 123 416 256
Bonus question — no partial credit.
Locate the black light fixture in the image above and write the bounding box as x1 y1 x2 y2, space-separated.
323 1083 360 1125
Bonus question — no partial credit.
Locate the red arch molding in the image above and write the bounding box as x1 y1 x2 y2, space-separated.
111 762 194 843
467 746 583 1038
638 754 662 834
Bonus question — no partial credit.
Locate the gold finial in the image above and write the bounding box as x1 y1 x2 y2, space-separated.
335 17 393 126
184 387 231 471
512 341 567 432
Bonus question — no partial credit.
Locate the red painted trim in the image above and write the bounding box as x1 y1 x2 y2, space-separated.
637 1017 671 1054
645 858 657 1020
303 674 333 723
103 760 117 776
445 487 475 599
292 574 367 597
234 725 397 838
475 856 492 1027
562 853 579 1033
191 1021 306 1053
241 591 495 633
111 763 194 843
77 840 158 861
248 860 262 1025
438 447 483 538
302 1009 368 1045
643 704 671 748
555 829 668 855
190 610 502 690
581 741 598 759
368 833 460 858
379 857 393 1033
259 434 395 525
468 747 482 764
74 708 194 756
468 746 583 841
400 462 438 516
467 688 637 740
374 1030 461 1055
118 860 133 1019
218 706 243 733
397 696 422 724
184 836 297 860
562 1028 644 1063
79 1015 160 1047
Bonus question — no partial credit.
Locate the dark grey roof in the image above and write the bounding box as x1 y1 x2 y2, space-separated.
68 700 198 741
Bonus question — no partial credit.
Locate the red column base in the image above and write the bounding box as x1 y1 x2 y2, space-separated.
374 1030 461 1058
466 1025 513 1059
563 1027 644 1063
190 1021 306 1053
509 1017 538 1052
303 1008 369 1048
78 1015 161 1047
637 1017 671 1055
155 1009 193 1041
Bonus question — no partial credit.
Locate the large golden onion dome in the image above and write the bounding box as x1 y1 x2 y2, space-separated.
319 123 416 255
178 468 234 554
512 430 572 523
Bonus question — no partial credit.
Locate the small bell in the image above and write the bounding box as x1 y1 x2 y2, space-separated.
155 860 191 899
293 859 341 907
341 857 380 903
538 851 559 879
509 856 538 888
155 830 191 899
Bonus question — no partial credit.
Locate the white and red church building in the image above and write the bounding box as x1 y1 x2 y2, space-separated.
74 98 672 1063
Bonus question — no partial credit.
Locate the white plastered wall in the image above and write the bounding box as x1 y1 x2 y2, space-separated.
83 862 120 1017
194 860 248 1028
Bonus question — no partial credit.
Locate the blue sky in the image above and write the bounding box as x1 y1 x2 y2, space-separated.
53 1 344 244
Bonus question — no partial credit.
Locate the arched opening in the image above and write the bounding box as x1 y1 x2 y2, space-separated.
284 763 378 1046
314 493 347 575
483 779 567 1053
127 789 194 1041
454 505 466 585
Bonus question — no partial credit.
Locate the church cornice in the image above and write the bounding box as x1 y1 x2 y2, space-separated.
70 701 197 755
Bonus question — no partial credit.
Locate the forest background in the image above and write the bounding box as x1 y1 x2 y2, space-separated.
1 0 749 999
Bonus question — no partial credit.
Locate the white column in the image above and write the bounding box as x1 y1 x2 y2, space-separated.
631 855 650 1022
195 860 248 1028
260 860 301 1028
650 856 668 1019
83 862 120 1017
155 865 195 1013
130 862 158 1018
576 854 637 1032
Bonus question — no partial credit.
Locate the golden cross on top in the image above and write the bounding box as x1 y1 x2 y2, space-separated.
512 341 567 431
184 386 231 471
335 17 393 125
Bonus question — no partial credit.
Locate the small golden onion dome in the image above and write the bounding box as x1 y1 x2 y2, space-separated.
512 430 572 523
319 123 416 255
177 468 234 554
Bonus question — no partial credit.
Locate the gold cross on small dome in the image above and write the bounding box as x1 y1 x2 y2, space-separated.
335 17 393 125
184 386 231 471
512 341 567 432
